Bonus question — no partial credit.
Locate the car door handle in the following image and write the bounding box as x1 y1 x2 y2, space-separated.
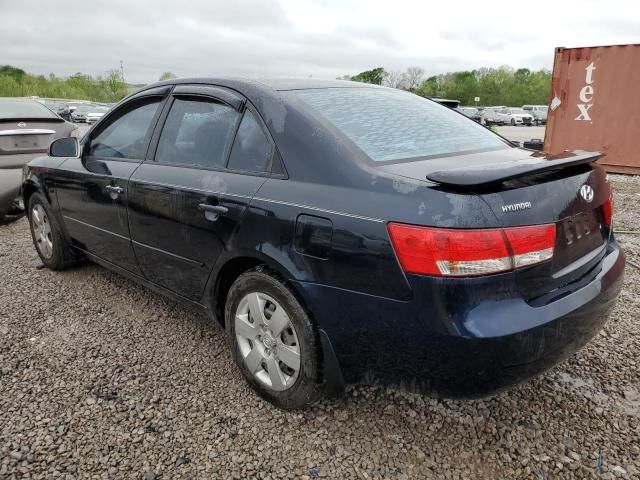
198 204 228 214
105 185 124 194
198 203 228 221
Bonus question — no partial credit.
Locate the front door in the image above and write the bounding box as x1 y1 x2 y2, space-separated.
55 94 165 274
128 86 276 300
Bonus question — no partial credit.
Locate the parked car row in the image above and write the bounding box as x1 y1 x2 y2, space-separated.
35 98 112 123
455 105 548 126
70 103 111 123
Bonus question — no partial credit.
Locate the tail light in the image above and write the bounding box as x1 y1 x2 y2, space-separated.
602 196 613 227
388 223 556 277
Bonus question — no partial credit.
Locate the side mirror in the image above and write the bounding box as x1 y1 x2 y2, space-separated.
49 137 79 157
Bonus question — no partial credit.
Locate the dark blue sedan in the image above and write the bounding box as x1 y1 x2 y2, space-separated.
22 78 624 409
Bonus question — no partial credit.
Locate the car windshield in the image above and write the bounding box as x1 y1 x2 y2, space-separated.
90 106 109 113
295 88 508 162
508 108 526 114
75 105 95 112
0 99 58 119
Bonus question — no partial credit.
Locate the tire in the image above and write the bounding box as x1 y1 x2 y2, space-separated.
511 119 516 126
27 192 78 270
225 267 322 409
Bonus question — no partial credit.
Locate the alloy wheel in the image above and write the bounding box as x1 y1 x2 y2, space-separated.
235 292 301 392
31 204 53 259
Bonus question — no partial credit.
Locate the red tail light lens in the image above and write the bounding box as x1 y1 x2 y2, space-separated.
503 225 556 268
602 196 613 227
388 223 556 277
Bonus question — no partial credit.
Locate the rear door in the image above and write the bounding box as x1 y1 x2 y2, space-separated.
55 88 168 274
127 85 275 300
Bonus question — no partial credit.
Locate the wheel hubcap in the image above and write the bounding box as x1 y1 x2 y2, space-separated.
235 292 301 392
30 204 53 259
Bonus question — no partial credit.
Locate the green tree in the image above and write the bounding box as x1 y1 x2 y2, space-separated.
415 65 551 106
0 65 26 82
102 70 128 102
0 65 130 102
351 67 386 85
159 71 177 81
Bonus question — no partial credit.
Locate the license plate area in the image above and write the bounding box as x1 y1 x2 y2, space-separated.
554 210 605 270
561 212 598 246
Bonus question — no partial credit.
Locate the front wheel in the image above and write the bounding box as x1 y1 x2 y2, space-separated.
28 193 78 270
511 118 516 126
225 267 322 409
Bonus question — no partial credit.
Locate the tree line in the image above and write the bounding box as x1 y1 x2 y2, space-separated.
0 65 129 103
0 63 551 107
340 66 552 106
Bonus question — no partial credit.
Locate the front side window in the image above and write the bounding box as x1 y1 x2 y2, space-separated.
227 110 274 173
294 88 508 163
88 99 161 159
155 97 239 168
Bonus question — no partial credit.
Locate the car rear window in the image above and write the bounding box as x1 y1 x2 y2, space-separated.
0 100 58 120
294 88 508 162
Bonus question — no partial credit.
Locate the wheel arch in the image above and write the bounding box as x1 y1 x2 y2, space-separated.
208 252 344 395
22 181 39 212
22 176 54 212
206 251 306 328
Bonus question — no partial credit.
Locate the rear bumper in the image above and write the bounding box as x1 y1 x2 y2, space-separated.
295 241 624 396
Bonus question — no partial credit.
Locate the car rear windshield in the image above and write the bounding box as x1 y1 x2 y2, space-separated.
0 100 58 120
295 88 508 162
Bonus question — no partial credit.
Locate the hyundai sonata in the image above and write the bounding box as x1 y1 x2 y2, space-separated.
22 78 624 409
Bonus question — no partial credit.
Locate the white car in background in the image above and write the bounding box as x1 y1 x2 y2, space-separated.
499 107 534 126
85 105 110 124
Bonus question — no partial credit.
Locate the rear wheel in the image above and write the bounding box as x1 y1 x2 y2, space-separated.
225 267 321 409
28 193 77 270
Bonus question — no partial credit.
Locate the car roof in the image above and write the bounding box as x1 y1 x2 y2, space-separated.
141 77 379 93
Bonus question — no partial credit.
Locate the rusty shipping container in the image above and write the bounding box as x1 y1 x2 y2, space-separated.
544 44 640 174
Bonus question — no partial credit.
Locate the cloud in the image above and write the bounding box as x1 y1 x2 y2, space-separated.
0 0 638 83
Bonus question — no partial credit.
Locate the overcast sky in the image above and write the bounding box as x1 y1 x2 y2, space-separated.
2 0 638 84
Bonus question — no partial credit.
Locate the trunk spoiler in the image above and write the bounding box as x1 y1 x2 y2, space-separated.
426 150 603 187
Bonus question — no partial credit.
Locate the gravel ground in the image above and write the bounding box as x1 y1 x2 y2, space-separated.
1 176 639 480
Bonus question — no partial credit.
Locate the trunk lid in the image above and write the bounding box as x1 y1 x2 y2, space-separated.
378 147 611 302
0 119 62 156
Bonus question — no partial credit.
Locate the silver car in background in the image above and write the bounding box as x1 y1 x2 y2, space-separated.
523 105 548 125
481 108 510 126
0 98 79 222
70 104 96 123
85 105 110 124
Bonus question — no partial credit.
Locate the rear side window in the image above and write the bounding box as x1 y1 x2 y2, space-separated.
227 110 274 173
155 98 239 168
88 99 161 159
295 88 508 162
